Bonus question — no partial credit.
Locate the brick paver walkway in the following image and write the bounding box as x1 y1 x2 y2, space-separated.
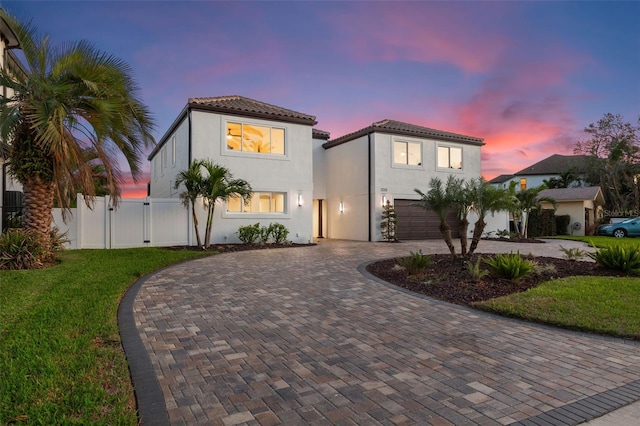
121 239 640 425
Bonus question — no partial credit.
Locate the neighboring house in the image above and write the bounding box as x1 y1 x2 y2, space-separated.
538 187 605 236
489 154 590 191
148 95 318 244
321 119 485 241
0 14 24 230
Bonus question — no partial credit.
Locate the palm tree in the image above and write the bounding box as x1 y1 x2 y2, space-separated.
414 177 457 256
467 178 513 254
0 11 154 249
174 160 206 247
448 176 473 256
199 160 252 248
515 186 556 238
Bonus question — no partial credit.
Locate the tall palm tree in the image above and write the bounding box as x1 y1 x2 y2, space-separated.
448 176 473 256
199 160 252 248
414 177 457 256
174 160 206 247
0 11 155 248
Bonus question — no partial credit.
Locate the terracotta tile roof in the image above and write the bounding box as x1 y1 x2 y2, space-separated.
538 187 605 203
189 95 317 125
515 154 590 176
312 129 330 140
323 119 484 148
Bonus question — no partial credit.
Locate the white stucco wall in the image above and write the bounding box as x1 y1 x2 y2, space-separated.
370 133 483 241
312 137 327 200
151 109 314 244
149 116 190 198
324 135 369 240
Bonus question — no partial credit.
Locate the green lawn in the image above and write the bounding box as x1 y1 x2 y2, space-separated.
0 248 211 425
476 276 640 340
548 235 640 249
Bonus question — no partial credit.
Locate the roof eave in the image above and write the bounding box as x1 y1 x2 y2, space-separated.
188 102 317 126
324 127 484 150
0 17 20 49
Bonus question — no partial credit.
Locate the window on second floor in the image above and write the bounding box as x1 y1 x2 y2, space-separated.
437 145 462 170
393 141 422 166
226 192 286 214
226 122 285 155
520 178 527 191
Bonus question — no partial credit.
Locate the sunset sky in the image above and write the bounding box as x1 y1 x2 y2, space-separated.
5 1 640 197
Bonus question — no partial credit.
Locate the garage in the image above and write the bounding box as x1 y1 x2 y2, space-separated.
394 199 460 240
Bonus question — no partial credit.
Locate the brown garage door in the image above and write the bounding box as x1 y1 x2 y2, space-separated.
394 199 460 240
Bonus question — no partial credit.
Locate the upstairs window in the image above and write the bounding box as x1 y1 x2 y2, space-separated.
393 141 421 166
437 146 462 170
520 178 527 191
226 192 286 213
226 122 285 155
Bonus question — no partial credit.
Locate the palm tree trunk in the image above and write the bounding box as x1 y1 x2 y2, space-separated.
22 177 54 249
439 222 456 256
191 203 202 247
458 218 469 256
468 219 486 254
204 204 215 249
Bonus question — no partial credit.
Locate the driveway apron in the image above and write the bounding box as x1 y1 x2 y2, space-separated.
126 240 640 425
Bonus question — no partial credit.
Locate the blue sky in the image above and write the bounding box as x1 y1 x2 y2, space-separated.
4 0 639 196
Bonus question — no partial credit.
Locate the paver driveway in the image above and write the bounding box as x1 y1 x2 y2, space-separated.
121 239 640 425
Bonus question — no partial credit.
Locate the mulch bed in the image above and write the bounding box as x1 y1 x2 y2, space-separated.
366 253 626 306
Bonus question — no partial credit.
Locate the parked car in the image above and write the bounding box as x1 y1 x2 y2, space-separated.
596 217 640 238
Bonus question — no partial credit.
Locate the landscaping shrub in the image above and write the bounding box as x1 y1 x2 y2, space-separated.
259 224 272 244
527 209 556 237
484 252 533 280
555 215 571 235
397 251 431 275
237 223 261 244
0 228 45 270
588 244 640 274
466 256 489 281
269 223 290 244
559 245 587 261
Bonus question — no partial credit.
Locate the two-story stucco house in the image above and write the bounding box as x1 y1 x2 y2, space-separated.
489 154 590 191
319 119 484 241
150 97 489 244
148 96 318 244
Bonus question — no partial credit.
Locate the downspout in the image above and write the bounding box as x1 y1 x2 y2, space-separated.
188 107 193 164
368 132 372 242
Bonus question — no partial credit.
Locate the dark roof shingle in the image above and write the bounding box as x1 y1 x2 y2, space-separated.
323 119 484 148
515 154 590 176
538 187 605 203
189 95 317 125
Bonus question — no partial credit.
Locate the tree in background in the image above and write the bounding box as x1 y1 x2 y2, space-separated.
0 10 154 251
543 170 581 189
380 200 398 242
574 113 640 215
513 185 556 238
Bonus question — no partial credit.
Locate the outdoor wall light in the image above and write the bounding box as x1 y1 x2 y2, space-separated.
339 202 344 213
297 194 303 207
382 195 387 206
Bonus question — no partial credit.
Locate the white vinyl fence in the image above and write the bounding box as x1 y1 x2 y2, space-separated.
53 195 190 249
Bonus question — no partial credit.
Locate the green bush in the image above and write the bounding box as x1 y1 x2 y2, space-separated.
236 223 261 244
466 256 489 281
270 223 290 244
259 224 272 244
559 245 587 261
484 251 533 280
0 228 46 270
588 244 640 273
527 209 556 237
397 251 431 275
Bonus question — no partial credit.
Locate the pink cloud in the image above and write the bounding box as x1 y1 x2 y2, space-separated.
327 3 509 73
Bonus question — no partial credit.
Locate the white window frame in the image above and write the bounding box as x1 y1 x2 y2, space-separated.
392 139 423 168
224 191 289 218
222 119 290 161
436 144 463 171
171 136 176 167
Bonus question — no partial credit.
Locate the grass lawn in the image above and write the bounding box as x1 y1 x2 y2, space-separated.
0 248 211 425
548 235 640 249
476 276 640 340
